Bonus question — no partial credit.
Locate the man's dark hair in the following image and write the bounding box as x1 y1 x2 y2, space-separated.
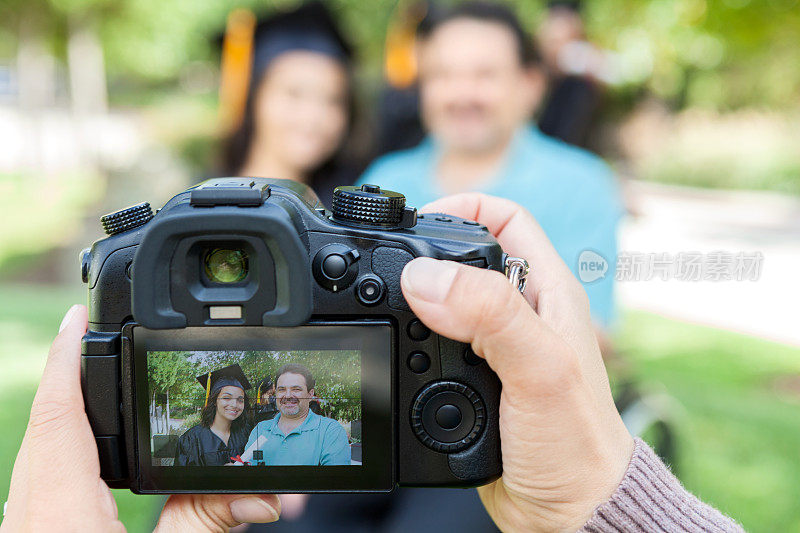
417 1 540 67
275 363 316 391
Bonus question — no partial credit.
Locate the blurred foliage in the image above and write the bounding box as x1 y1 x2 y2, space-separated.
588 0 800 109
1 0 798 109
623 109 800 194
0 170 105 273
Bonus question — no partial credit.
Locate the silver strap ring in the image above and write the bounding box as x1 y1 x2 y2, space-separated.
504 256 529 294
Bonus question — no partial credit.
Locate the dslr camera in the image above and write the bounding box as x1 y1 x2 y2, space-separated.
80 178 525 493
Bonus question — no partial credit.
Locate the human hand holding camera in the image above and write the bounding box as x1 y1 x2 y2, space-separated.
0 305 281 532
4 190 634 532
401 193 634 531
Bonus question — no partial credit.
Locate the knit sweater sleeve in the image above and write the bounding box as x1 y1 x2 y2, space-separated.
580 438 744 532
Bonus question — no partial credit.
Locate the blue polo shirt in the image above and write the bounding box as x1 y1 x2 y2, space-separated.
358 125 623 328
245 410 351 466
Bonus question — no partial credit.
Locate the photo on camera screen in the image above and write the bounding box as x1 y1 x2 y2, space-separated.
146 350 362 467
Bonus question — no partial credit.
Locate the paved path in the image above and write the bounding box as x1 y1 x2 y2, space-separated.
617 181 800 347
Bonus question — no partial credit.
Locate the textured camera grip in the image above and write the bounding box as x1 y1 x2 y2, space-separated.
371 246 414 311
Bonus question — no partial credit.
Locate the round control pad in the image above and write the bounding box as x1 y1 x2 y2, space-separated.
411 381 486 453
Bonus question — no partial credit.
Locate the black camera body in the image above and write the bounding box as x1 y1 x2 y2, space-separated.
81 177 504 493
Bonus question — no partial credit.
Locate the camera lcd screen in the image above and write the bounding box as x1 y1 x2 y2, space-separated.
132 323 394 492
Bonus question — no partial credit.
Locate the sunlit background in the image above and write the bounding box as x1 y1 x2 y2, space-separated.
1 0 799 531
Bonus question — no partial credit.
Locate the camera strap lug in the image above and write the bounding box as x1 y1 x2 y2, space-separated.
504 256 529 294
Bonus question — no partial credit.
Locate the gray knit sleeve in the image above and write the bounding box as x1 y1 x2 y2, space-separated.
580 438 743 532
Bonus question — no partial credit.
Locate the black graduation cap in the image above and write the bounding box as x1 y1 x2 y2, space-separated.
250 1 353 83
197 364 252 405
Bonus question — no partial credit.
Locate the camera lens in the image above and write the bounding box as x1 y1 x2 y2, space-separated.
204 248 248 283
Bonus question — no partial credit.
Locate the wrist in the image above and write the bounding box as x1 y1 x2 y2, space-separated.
566 429 636 529
495 427 635 532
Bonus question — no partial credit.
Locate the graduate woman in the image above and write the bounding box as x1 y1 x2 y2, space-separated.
218 2 361 207
174 364 253 466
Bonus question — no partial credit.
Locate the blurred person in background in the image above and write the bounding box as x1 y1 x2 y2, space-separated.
251 2 621 531
253 377 278 424
361 1 623 335
373 1 429 157
537 0 607 148
218 2 360 207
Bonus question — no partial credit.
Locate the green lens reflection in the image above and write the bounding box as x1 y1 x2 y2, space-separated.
204 248 248 283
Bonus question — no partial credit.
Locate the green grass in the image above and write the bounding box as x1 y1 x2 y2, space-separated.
616 311 800 532
1 283 799 531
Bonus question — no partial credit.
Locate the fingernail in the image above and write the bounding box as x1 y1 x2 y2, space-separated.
230 497 279 524
59 305 79 333
402 258 459 303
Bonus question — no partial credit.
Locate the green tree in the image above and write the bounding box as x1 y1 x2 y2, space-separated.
146 351 196 434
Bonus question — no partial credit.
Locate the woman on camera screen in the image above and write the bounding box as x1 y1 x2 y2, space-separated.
219 2 359 207
174 364 253 466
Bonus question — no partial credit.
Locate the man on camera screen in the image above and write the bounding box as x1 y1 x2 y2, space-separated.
243 363 351 466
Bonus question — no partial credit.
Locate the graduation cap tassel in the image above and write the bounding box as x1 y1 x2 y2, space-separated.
219 9 256 133
384 1 428 89
256 382 262 405
204 372 212 407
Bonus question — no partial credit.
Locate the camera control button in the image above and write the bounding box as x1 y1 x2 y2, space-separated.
407 319 430 341
408 352 431 373
435 404 462 430
332 185 417 228
321 254 348 279
463 347 483 366
313 244 360 291
356 276 385 305
100 203 153 236
360 184 381 193
434 216 452 223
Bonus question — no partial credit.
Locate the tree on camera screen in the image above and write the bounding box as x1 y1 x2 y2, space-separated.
146 350 362 467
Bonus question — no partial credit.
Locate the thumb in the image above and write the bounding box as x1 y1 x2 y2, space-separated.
156 494 280 532
401 258 573 389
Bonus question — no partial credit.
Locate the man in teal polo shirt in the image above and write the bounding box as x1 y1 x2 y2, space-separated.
243 363 350 466
359 3 623 331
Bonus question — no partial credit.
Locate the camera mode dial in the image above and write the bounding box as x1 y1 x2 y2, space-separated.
332 184 417 228
100 203 154 236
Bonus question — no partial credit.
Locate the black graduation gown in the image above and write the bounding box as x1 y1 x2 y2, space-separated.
174 425 250 466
